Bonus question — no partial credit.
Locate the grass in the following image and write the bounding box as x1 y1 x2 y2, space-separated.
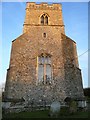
2 110 49 119
64 111 89 118
2 110 89 119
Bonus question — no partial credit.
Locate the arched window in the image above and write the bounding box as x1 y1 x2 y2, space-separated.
37 53 52 84
41 15 44 25
40 14 48 25
45 16 48 24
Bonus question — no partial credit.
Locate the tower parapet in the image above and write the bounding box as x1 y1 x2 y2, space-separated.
26 2 62 10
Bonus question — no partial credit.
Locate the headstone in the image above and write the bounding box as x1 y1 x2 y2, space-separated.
78 100 87 108
50 101 61 117
2 102 11 109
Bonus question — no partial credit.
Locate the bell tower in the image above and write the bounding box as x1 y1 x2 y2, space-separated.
23 2 65 33
4 2 84 106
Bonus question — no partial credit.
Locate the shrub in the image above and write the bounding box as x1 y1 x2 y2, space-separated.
69 100 77 114
60 106 69 116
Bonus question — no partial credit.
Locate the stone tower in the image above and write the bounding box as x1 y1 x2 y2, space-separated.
5 2 84 105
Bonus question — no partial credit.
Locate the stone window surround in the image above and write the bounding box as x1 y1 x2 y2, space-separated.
36 53 52 84
40 13 49 25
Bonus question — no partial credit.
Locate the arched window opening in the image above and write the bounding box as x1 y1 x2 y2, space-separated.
41 15 44 25
37 54 52 84
45 16 48 25
40 14 48 25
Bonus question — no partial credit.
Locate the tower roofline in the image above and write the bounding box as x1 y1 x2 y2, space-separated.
26 2 62 10
26 2 62 5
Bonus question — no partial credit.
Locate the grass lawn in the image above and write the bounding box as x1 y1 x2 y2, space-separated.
2 110 89 119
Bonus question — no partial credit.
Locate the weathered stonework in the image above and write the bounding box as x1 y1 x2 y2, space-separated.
5 2 84 105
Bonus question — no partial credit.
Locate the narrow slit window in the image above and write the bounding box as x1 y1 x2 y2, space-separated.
43 33 46 38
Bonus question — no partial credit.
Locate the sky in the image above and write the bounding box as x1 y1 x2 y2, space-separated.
1 1 89 90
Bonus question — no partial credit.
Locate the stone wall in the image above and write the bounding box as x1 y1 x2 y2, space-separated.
5 26 66 103
61 34 84 98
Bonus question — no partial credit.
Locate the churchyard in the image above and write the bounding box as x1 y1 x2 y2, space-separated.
2 109 89 118
2 99 89 119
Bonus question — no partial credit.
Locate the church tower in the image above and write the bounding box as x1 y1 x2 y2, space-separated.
5 2 84 105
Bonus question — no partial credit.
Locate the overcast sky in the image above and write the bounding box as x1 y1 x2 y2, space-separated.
1 1 89 90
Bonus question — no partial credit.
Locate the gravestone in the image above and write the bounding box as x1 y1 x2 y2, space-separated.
50 101 61 117
78 101 87 108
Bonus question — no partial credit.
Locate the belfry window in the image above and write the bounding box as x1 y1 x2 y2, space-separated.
37 54 52 84
45 16 48 24
40 14 48 25
41 15 44 25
